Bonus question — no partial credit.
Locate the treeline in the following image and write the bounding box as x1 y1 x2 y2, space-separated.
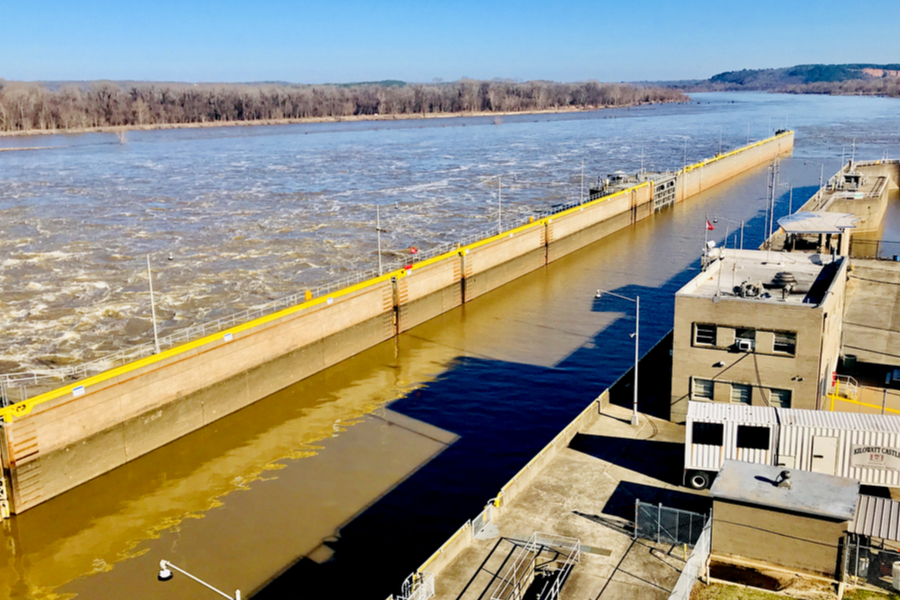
0 79 687 133
675 63 900 98
683 77 900 99
781 78 900 98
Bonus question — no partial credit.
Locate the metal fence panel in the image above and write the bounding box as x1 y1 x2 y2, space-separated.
635 500 707 547
668 517 711 600
400 572 435 600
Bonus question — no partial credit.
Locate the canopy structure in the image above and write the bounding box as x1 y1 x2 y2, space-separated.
777 211 858 235
852 495 900 543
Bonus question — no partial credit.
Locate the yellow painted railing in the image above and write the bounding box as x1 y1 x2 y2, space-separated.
680 130 792 174
1 132 790 424
0 268 408 423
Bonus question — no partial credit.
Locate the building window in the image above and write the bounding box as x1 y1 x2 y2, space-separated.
730 383 752 404
770 388 792 408
692 422 724 446
692 378 714 400
694 324 717 346
736 425 770 450
734 328 756 351
773 332 797 356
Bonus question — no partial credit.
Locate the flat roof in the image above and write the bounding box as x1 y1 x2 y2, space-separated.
842 259 900 368
710 460 859 521
687 401 778 425
677 249 842 305
778 211 858 234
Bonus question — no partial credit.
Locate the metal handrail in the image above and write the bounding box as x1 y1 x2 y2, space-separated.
1 132 792 403
0 219 530 397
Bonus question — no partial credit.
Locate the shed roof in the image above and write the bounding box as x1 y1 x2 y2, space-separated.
777 211 858 234
709 460 859 521
853 495 900 542
779 408 900 433
687 401 778 425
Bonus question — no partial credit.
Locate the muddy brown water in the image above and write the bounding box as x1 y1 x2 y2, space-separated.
1 93 899 599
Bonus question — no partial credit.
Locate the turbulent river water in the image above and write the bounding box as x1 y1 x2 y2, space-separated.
1 92 899 600
2 92 898 374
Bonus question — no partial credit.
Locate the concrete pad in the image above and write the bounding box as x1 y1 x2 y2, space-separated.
433 404 706 600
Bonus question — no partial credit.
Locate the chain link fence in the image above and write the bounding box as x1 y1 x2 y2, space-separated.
667 517 711 600
844 534 900 595
634 500 707 547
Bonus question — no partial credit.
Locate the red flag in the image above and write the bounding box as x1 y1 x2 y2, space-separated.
706 220 715 231
409 246 418 254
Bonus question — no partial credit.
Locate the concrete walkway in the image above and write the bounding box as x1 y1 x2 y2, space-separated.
433 404 708 600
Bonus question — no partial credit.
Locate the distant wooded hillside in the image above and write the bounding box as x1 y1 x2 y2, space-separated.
0 79 687 134
670 63 900 97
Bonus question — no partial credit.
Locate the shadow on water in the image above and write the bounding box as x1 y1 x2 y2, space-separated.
5 151 826 600
255 287 694 598
257 166 808 597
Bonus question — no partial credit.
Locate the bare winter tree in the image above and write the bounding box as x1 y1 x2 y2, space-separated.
0 79 690 133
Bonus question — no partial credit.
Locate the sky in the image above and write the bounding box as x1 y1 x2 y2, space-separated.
2 0 899 84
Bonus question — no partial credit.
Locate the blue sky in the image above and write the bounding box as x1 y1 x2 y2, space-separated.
2 0 898 83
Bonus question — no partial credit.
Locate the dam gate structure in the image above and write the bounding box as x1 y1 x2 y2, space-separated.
0 132 794 517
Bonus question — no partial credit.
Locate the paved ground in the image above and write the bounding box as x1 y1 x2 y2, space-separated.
433 403 710 600
844 259 900 369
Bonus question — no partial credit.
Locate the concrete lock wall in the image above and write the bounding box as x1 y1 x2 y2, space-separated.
0 132 793 515
1 279 396 513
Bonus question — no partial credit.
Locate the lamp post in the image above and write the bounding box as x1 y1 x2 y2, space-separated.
158 559 241 600
147 255 160 355
486 173 516 235
376 204 386 276
595 289 640 426
712 217 745 250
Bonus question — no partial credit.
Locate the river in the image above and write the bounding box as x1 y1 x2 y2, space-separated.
1 92 899 599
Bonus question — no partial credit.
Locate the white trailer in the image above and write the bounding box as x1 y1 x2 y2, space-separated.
684 402 900 490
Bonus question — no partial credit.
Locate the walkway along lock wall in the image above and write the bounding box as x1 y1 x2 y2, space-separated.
0 132 794 515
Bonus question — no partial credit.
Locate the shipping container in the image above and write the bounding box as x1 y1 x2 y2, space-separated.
684 402 900 490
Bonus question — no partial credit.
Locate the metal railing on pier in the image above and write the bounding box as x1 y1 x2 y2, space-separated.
0 132 792 409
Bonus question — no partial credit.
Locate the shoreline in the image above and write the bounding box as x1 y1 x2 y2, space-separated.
0 101 679 139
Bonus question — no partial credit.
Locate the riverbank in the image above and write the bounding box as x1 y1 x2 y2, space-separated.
0 101 683 138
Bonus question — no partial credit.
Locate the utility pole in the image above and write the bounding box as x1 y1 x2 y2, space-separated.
594 290 640 426
487 174 514 235
498 176 502 234
376 205 383 276
147 255 160 355
581 158 584 203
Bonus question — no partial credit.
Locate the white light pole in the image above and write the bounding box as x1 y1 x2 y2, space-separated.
595 289 640 426
498 176 503 234
158 560 240 600
712 216 745 250
147 255 160 355
376 204 385 276
486 173 515 235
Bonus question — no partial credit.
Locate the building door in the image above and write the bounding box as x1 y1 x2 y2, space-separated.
811 436 838 475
